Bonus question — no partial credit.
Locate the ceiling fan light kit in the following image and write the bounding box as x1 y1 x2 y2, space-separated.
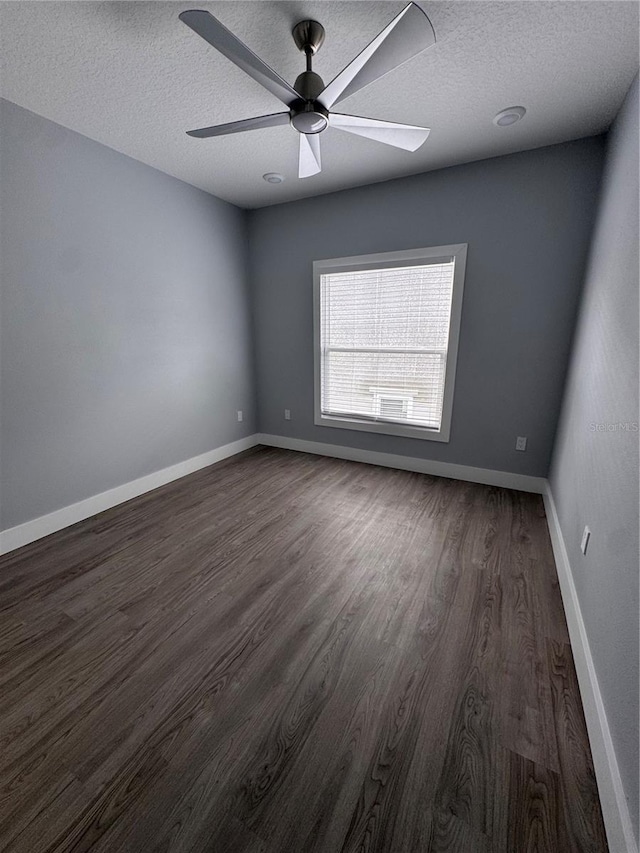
179 3 436 179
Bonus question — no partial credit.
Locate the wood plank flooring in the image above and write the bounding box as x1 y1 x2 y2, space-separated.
0 447 608 852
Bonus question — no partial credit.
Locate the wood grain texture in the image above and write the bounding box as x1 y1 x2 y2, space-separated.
0 446 607 852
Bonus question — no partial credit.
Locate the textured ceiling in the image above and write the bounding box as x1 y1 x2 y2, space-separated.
1 1 638 208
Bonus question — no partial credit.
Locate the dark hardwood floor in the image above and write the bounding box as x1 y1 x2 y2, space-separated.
0 447 608 852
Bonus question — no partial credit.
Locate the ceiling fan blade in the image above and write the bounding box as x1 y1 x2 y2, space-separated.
187 112 291 139
318 3 435 110
329 114 430 152
179 10 300 107
299 133 322 178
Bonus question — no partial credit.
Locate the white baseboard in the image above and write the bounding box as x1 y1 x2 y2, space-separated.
543 486 637 853
0 435 260 555
256 433 547 493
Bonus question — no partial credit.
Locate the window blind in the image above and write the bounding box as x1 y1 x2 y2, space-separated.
320 261 456 430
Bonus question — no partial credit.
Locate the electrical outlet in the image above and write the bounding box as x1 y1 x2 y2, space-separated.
515 436 527 451
284 409 291 421
237 410 243 422
580 526 591 555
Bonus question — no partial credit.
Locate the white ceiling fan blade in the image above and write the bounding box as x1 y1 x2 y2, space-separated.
318 3 435 110
329 114 430 152
299 133 322 178
179 10 300 108
187 112 290 138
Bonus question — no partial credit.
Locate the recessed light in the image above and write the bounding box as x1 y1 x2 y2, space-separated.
263 172 285 184
493 106 526 127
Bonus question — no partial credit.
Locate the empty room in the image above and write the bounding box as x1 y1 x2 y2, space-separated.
0 2 638 851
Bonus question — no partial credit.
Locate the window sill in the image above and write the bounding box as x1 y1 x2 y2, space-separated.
315 412 451 443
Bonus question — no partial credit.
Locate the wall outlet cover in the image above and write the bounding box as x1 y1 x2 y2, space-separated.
284 409 291 421
580 525 591 555
516 436 527 451
237 410 243 422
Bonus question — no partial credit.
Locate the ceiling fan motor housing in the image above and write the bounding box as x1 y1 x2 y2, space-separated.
290 70 328 133
293 70 324 101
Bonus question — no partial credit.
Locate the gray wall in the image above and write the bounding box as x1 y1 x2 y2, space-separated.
0 99 255 530
248 138 605 477
550 74 639 844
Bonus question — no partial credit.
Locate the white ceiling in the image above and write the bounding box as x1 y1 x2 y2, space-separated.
1 1 638 209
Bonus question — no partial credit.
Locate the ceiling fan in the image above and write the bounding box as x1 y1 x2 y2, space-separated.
179 3 436 179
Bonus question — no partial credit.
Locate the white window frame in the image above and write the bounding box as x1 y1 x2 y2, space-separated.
313 244 467 443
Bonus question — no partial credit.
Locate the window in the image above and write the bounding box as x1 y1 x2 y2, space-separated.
313 244 467 442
